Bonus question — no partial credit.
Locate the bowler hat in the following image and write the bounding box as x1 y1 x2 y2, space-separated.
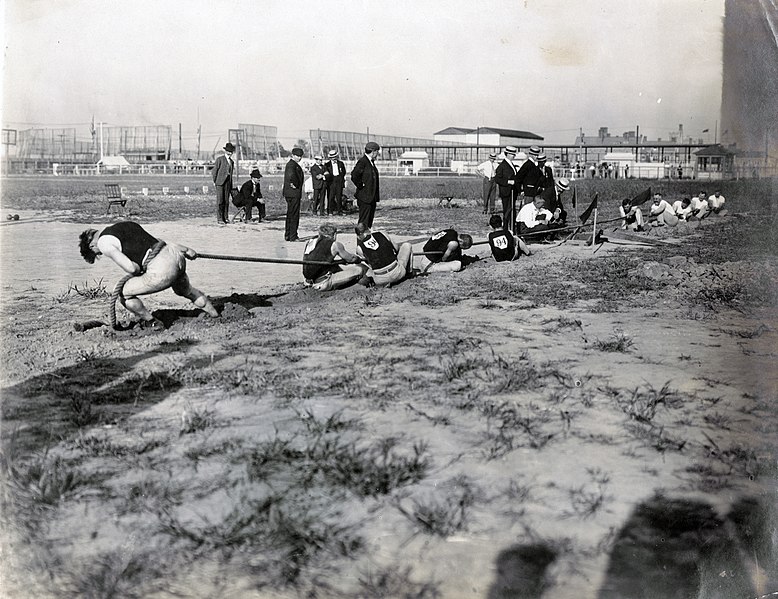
224 142 236 152
250 168 262 179
291 148 304 157
365 141 380 151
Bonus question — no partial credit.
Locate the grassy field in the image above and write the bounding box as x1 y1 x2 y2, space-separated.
1 175 777 598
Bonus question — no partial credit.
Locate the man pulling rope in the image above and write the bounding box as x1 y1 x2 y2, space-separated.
79 222 219 330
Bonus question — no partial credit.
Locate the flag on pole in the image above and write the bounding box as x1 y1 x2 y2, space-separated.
702 129 709 133
629 187 652 207
579 194 598 224
571 187 577 211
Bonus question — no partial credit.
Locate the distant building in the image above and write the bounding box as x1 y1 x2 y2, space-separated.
694 144 735 180
434 126 543 147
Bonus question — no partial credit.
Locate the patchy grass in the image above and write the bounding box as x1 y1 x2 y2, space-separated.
593 331 634 353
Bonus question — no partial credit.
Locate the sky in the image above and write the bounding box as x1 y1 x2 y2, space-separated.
2 0 726 149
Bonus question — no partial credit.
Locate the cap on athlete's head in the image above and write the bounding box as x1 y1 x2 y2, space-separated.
459 233 473 250
79 228 99 264
319 223 338 238
354 222 371 238
489 214 503 228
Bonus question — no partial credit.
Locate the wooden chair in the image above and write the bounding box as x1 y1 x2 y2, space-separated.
105 184 127 215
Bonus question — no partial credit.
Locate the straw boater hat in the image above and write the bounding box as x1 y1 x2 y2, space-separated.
314 154 323 160
504 145 518 155
537 152 547 162
328 149 339 158
528 145 540 157
555 178 570 192
489 151 497 159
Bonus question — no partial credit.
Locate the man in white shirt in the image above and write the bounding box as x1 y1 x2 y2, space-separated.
619 198 646 231
707 190 726 213
649 192 678 226
672 197 694 221
690 190 710 218
476 152 499 214
517 197 555 242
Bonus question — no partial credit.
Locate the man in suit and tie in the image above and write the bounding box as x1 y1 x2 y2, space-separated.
538 152 555 194
350 141 381 228
212 142 235 225
283 148 305 241
494 146 519 234
515 145 544 209
310 155 327 216
325 149 347 215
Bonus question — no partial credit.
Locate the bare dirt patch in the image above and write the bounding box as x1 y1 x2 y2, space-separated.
1 180 777 598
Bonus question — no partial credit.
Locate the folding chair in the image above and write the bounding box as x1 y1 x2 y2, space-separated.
105 184 127 215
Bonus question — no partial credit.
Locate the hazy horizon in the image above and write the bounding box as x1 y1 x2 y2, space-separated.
2 0 726 149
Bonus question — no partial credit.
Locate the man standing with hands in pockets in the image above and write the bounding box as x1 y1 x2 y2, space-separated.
351 141 381 228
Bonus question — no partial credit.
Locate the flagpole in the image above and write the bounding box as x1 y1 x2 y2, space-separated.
591 207 598 253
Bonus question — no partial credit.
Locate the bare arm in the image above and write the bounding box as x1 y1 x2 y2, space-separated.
332 241 362 264
97 235 140 274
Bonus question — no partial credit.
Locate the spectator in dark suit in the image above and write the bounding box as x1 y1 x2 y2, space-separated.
494 146 519 234
538 152 555 193
515 145 544 208
212 142 235 225
325 149 347 215
235 168 265 222
283 148 305 241
350 141 381 228
310 155 327 216
539 177 569 226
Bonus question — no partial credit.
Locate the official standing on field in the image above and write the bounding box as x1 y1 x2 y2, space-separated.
212 142 235 225
494 146 519 233
325 149 347 215
476 151 499 214
283 148 305 241
351 141 381 228
515 145 544 207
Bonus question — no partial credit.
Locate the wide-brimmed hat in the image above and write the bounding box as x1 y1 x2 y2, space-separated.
291 148 304 157
224 142 236 152
328 149 339 158
250 168 262 179
555 178 570 192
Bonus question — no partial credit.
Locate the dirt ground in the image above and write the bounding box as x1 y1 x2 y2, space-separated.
1 196 777 599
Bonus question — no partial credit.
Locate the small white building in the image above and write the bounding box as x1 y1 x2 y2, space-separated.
398 150 429 175
96 155 131 173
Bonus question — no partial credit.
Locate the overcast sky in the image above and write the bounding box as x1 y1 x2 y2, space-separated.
2 0 725 148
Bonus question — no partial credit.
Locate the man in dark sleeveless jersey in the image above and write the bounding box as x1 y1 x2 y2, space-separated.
79 222 219 328
487 214 531 261
354 223 413 287
302 223 366 291
419 228 473 273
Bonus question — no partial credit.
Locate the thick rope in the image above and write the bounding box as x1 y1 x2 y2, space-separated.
197 253 347 267
110 240 167 330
